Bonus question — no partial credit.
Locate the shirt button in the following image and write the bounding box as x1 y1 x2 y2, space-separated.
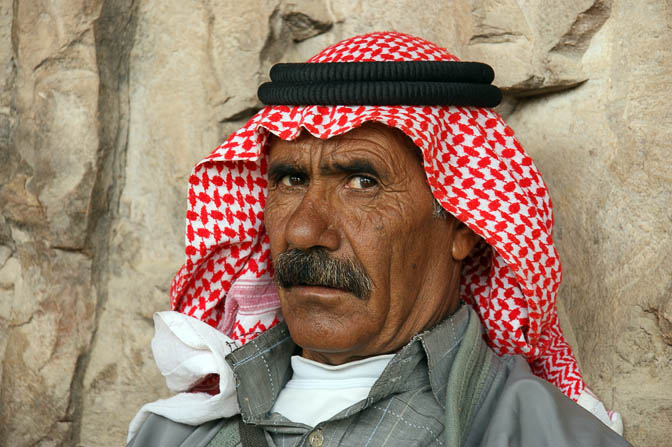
308 428 324 447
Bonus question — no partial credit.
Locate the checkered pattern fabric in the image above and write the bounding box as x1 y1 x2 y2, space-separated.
169 32 585 400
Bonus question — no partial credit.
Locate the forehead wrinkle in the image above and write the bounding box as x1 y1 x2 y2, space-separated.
322 149 392 175
268 134 326 169
321 136 407 180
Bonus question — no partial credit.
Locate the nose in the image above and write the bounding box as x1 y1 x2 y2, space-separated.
284 189 340 252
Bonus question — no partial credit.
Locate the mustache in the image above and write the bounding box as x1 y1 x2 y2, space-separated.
272 248 373 300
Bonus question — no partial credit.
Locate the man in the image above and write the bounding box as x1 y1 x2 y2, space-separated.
128 32 630 446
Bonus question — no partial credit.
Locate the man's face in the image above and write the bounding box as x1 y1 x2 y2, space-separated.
265 123 469 364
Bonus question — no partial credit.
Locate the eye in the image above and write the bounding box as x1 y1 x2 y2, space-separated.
346 175 378 190
280 174 306 187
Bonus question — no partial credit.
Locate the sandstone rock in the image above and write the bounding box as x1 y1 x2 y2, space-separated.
281 1 333 42
0 174 44 226
660 298 672 346
0 245 95 446
0 1 102 446
0 0 12 106
330 0 464 53
81 0 227 443
462 0 611 94
0 246 18 392
1 1 670 446
0 0 12 427
505 1 672 445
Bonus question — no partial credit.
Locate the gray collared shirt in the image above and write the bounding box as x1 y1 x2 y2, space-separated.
226 306 466 446
129 306 631 447
224 305 630 447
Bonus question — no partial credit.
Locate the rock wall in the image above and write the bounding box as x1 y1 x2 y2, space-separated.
0 0 669 445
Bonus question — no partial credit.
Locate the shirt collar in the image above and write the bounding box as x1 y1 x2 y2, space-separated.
367 305 470 407
226 304 472 422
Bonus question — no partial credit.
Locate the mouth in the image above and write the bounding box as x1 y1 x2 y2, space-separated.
286 283 353 298
293 281 341 288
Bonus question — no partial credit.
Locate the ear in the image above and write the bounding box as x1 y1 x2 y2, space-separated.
451 223 480 261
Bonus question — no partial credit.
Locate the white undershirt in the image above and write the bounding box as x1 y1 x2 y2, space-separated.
271 354 394 427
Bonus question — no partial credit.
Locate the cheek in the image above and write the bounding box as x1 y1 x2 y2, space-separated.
355 196 436 303
345 197 427 263
342 197 409 242
340 204 393 273
264 191 294 254
339 199 420 302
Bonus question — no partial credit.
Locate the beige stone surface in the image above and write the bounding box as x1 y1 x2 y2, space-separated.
0 0 103 445
505 2 672 446
0 0 669 446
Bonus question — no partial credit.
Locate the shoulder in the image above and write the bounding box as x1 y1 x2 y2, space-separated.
127 414 239 447
470 356 632 447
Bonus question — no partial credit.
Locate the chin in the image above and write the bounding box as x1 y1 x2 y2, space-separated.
279 289 383 361
287 322 359 353
283 315 374 362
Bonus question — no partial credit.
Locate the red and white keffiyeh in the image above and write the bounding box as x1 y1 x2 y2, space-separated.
171 31 582 399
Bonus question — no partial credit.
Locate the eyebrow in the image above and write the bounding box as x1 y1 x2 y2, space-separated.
267 161 305 182
267 158 383 182
320 159 381 178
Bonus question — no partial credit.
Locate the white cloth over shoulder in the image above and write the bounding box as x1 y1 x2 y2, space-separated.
577 388 624 435
128 311 624 443
127 311 241 443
